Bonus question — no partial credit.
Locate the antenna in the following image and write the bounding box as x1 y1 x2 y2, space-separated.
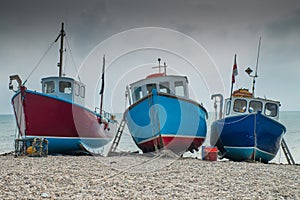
245 37 261 97
255 37 261 78
158 58 161 73
252 37 261 97
163 62 167 75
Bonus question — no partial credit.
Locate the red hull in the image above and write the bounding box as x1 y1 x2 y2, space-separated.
12 88 115 153
138 136 205 154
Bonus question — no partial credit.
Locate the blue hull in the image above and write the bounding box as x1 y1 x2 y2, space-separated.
125 91 207 154
210 112 286 163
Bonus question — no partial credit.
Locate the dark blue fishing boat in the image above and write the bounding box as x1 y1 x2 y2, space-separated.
210 46 286 163
211 91 286 163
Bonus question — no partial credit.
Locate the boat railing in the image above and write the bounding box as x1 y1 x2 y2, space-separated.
95 107 116 122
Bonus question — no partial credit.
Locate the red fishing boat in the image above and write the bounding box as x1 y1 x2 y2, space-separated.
9 23 117 154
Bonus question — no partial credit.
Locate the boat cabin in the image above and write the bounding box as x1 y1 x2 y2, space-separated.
224 90 281 120
41 77 86 105
127 74 189 105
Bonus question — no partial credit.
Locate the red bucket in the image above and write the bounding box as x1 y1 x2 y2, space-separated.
202 146 218 161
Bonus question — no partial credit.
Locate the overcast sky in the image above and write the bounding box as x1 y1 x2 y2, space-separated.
1 0 300 114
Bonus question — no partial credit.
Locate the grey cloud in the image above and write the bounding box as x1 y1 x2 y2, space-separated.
266 7 300 38
1 0 300 112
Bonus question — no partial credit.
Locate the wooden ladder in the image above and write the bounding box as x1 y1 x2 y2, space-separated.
108 118 126 154
281 137 296 165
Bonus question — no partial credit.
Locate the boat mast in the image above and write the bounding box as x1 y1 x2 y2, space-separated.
252 37 261 97
99 55 105 115
55 22 65 77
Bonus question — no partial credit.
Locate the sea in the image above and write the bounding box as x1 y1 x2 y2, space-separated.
1 112 299 164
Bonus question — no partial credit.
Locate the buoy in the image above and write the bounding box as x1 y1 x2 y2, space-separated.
26 146 36 154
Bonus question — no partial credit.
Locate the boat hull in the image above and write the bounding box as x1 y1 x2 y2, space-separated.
12 88 116 154
125 91 207 154
210 112 286 163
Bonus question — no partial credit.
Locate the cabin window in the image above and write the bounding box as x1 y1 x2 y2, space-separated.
233 99 247 113
225 100 231 115
146 83 157 94
159 82 170 94
74 83 80 96
174 81 184 96
249 101 262 113
80 86 85 98
134 87 142 101
59 81 72 94
265 103 277 117
44 81 55 93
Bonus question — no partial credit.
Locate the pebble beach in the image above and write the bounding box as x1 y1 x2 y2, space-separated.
0 153 299 199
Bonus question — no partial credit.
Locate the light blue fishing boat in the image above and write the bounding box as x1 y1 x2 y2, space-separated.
124 59 207 154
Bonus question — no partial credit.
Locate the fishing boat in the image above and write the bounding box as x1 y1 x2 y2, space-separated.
9 23 117 155
210 44 286 163
124 59 208 154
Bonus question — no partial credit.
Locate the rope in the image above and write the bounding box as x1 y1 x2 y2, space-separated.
149 92 159 151
63 48 68 76
22 41 55 85
65 35 81 82
102 153 168 180
14 118 19 155
253 111 257 160
14 92 26 156
285 130 300 134
214 114 253 125
291 146 300 149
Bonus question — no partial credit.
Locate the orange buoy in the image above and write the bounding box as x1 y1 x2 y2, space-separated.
26 146 36 154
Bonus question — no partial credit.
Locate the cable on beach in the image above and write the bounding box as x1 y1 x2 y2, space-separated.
100 152 177 181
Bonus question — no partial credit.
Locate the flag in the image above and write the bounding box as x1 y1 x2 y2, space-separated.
99 55 105 95
232 54 238 83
